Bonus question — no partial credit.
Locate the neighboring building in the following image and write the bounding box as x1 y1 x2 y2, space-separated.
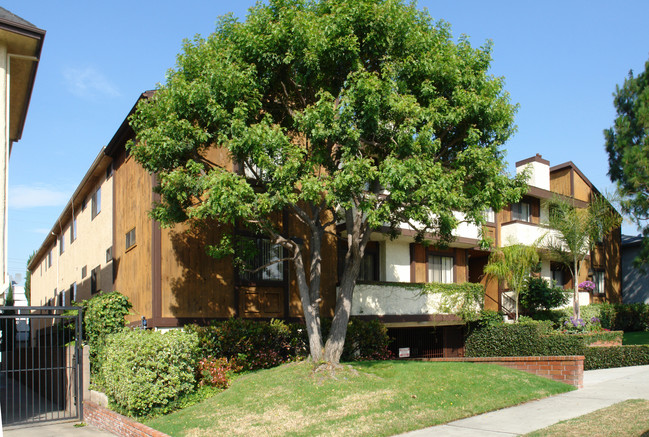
0 8 45 304
27 93 623 358
28 149 114 306
621 235 649 304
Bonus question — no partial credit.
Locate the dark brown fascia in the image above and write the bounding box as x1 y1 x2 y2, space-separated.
27 148 112 271
104 90 155 158
515 153 550 167
1 19 46 144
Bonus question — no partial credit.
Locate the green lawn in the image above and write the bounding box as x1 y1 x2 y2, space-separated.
145 360 574 437
623 331 649 345
524 399 649 437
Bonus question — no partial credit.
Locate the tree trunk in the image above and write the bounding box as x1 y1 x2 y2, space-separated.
573 258 581 320
323 256 361 363
292 244 324 362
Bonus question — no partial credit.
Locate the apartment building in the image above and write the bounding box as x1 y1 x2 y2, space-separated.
28 150 114 306
27 92 622 357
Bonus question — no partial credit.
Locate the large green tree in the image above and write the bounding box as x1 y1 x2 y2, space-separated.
605 59 649 264
129 0 526 365
546 195 621 320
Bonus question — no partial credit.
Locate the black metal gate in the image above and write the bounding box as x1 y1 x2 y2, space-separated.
0 306 83 427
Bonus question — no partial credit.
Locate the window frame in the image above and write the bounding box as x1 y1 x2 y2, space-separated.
125 228 136 251
511 200 532 222
91 187 101 219
238 237 285 283
426 253 455 284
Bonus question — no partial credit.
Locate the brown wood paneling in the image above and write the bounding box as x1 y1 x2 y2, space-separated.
454 249 467 283
550 168 572 197
160 221 237 319
573 172 592 203
112 151 153 324
239 285 284 318
530 197 541 224
411 244 427 282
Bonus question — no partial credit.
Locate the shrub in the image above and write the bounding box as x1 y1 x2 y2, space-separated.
520 277 569 314
599 303 649 332
197 356 240 389
465 321 585 357
101 329 200 417
80 291 132 381
186 318 308 371
584 345 649 370
342 318 392 361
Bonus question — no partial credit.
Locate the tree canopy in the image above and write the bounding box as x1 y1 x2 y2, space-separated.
605 59 649 264
128 0 526 364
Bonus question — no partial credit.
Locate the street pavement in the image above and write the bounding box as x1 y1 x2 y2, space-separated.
398 364 649 436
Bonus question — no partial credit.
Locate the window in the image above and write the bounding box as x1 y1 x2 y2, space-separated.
551 262 570 288
511 201 531 222
70 282 77 303
106 246 113 262
81 265 87 278
91 187 101 219
594 270 605 295
59 232 65 255
70 215 77 243
427 255 454 283
47 250 52 268
483 207 496 223
240 238 284 281
91 266 100 294
125 228 136 250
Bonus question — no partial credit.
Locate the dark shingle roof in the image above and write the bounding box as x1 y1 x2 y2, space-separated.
0 6 38 30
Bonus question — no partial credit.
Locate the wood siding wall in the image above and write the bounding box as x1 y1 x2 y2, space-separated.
112 151 153 324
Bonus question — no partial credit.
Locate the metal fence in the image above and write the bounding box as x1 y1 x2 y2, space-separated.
0 306 83 427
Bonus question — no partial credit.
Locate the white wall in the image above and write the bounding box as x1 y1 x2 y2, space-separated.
350 283 445 316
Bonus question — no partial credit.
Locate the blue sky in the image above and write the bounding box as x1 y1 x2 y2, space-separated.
4 0 649 283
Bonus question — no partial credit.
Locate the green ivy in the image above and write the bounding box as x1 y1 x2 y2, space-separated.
420 282 484 322
79 291 132 383
585 345 649 370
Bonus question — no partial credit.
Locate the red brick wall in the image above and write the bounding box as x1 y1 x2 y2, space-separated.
84 401 169 437
421 356 584 388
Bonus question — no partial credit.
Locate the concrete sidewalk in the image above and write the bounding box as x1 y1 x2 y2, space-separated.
398 364 649 436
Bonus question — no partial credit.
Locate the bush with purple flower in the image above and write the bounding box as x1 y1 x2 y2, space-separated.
578 281 596 293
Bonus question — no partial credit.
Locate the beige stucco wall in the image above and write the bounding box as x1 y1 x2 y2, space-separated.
30 172 113 306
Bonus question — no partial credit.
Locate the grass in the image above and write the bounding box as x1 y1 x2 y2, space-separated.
145 360 573 437
623 331 649 345
524 399 649 437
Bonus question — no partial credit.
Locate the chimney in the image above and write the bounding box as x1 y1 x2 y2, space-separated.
515 154 550 190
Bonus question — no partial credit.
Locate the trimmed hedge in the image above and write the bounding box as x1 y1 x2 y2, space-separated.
533 303 649 332
584 345 649 370
101 329 200 417
599 303 649 332
465 322 586 357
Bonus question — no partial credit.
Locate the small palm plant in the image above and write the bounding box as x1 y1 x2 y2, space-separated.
484 243 540 321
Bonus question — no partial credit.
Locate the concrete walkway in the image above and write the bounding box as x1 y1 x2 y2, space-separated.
398 364 649 436
3 420 115 437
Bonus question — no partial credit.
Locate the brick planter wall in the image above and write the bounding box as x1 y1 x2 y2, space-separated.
84 401 170 437
421 356 584 388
